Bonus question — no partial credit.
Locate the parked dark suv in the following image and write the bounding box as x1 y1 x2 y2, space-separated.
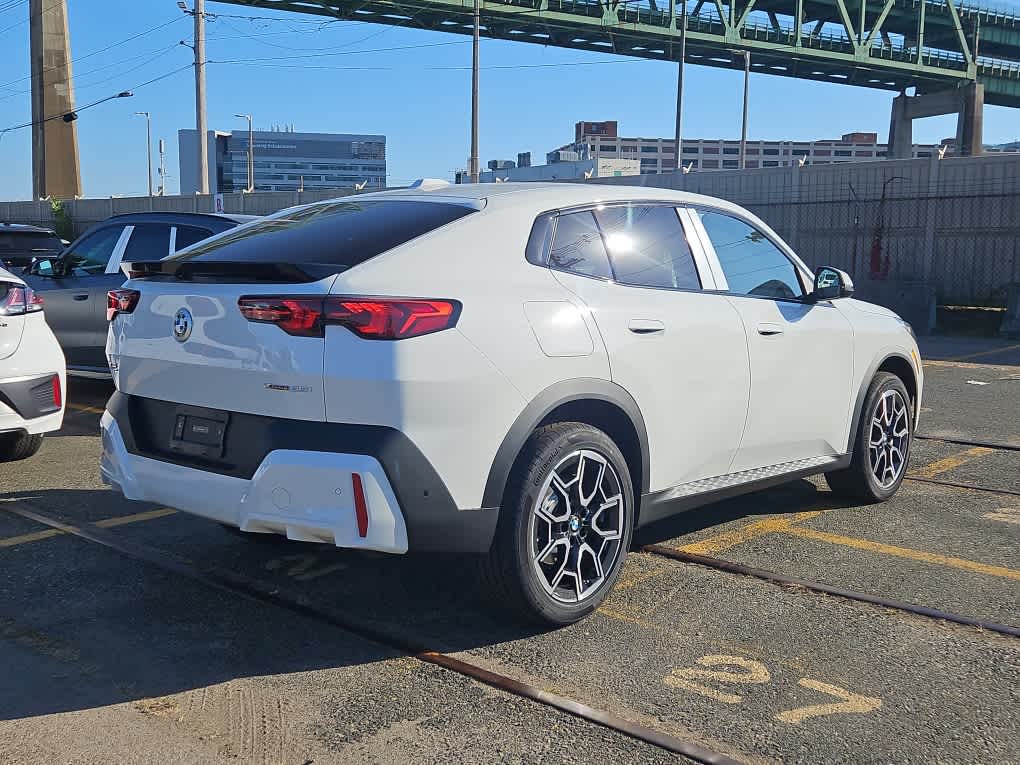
24 212 255 376
0 223 65 269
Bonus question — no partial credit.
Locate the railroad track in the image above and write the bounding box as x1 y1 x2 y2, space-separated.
3 499 745 765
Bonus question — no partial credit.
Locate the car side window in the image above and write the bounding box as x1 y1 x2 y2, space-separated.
173 225 214 251
60 226 124 277
594 205 700 290
699 211 804 300
123 224 173 262
549 211 612 280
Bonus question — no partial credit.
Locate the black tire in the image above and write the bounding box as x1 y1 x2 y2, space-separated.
479 422 635 626
0 432 44 462
825 372 913 503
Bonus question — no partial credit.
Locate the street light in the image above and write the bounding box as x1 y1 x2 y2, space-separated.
727 49 750 170
235 113 254 192
135 112 153 196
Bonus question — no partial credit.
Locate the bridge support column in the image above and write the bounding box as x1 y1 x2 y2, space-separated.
887 83 984 159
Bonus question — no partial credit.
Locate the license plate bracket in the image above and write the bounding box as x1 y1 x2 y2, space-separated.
169 405 229 459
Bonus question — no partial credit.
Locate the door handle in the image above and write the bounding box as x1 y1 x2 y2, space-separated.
73 293 89 301
757 322 784 336
628 319 665 335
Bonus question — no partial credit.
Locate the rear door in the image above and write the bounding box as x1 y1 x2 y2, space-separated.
26 224 130 368
543 204 750 492
692 209 854 470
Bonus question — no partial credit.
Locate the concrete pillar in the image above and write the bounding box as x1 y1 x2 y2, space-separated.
955 82 984 157
30 0 81 200
888 92 913 160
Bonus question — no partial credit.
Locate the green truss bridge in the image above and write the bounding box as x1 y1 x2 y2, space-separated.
213 0 1020 106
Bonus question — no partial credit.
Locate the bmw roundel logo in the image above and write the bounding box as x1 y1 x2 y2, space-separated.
173 307 193 342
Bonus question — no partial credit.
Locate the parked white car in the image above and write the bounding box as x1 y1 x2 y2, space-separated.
101 183 922 625
0 265 65 461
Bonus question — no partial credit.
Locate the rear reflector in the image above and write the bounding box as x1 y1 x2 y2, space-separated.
51 374 62 409
237 295 460 339
107 289 140 321
351 473 369 538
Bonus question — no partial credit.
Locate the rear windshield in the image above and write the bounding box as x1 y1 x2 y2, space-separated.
0 231 63 253
166 200 476 268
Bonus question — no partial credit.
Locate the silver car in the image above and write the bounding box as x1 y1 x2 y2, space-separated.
24 212 254 376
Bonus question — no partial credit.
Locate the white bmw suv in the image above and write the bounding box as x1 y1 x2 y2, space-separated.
102 182 922 625
1 265 65 460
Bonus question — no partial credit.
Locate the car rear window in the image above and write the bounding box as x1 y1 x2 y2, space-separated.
0 231 62 253
166 200 477 268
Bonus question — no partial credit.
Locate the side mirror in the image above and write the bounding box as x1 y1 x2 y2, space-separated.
26 256 58 278
812 266 854 301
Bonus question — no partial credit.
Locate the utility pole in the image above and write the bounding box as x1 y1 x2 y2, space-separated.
739 50 749 170
194 0 209 194
672 0 687 172
135 112 153 196
469 0 480 184
158 138 167 196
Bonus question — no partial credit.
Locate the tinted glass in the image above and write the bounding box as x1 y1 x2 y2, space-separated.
0 231 62 254
61 226 124 277
548 211 611 280
123 224 172 261
169 200 476 267
699 211 803 299
595 205 700 290
174 225 214 251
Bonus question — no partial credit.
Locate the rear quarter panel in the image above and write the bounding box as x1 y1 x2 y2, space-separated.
324 200 612 510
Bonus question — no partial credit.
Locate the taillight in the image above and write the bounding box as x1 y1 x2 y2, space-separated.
51 374 62 409
107 289 140 321
0 284 44 316
324 298 460 340
237 297 323 337
237 296 460 340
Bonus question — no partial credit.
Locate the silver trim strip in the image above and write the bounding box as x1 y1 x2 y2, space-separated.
656 455 841 501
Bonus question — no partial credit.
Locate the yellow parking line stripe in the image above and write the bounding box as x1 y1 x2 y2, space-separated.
946 343 1020 362
0 529 64 547
782 526 1020 581
94 507 177 528
908 446 994 479
66 403 105 415
0 507 176 548
677 511 823 555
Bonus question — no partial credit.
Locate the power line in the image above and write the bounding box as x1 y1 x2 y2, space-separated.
0 0 65 37
0 64 191 135
0 16 186 91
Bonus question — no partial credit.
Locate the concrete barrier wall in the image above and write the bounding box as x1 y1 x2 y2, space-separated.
586 153 1020 309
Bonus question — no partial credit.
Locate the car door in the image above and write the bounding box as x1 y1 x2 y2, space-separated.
25 225 130 368
545 204 750 494
692 209 854 472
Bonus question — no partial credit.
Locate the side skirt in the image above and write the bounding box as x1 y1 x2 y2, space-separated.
638 454 851 527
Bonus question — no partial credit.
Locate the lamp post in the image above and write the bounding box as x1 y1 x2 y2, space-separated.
235 113 254 192
134 112 153 196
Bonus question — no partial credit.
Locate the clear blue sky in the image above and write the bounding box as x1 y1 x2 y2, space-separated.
1 0 1018 200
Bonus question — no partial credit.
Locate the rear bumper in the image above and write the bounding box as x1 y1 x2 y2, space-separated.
101 392 499 554
0 373 64 435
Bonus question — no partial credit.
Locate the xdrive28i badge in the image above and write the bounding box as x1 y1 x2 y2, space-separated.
173 308 193 342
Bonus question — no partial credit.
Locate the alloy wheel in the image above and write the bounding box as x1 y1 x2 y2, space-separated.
868 389 910 489
527 449 625 604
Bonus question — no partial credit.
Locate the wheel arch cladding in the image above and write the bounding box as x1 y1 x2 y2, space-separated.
481 379 649 518
847 352 918 452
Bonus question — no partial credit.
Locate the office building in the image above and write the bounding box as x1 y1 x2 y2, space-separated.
178 128 386 194
553 121 948 174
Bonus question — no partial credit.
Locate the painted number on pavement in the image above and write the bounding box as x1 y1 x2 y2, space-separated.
664 654 881 725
